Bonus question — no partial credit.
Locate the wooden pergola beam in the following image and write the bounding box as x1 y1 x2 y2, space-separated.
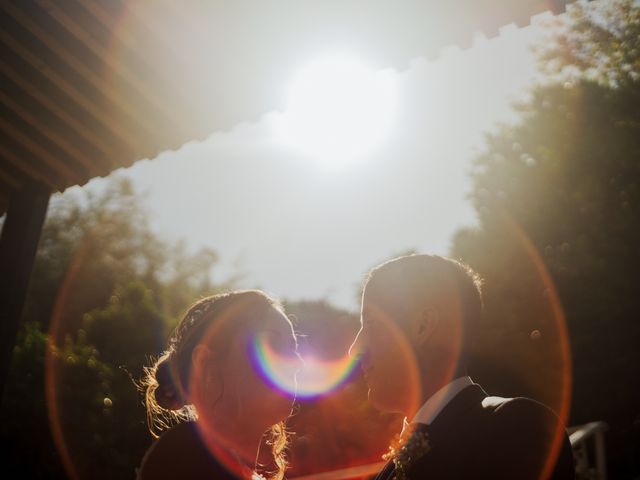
0 181 50 401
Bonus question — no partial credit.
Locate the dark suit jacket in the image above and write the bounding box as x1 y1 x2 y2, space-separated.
375 384 575 480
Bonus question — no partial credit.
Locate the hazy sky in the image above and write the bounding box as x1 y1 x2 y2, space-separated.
79 20 549 310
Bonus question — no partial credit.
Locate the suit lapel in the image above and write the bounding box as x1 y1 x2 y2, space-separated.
375 384 488 479
426 384 487 441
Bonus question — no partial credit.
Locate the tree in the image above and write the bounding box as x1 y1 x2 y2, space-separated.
538 0 640 88
451 2 640 476
83 282 167 375
1 177 232 479
0 321 66 479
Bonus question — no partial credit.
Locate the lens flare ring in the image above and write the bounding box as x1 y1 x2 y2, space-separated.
252 333 360 399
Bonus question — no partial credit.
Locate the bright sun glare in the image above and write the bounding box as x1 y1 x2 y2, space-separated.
278 54 397 168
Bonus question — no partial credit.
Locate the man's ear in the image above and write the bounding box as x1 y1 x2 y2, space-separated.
415 307 439 346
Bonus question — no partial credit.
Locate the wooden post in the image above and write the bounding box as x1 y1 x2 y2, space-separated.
0 181 50 401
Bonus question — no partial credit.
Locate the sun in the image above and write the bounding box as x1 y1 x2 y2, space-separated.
278 53 397 169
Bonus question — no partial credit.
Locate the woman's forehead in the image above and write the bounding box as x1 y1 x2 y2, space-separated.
263 307 294 333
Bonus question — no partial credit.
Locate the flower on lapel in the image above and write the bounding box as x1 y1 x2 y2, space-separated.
382 429 431 480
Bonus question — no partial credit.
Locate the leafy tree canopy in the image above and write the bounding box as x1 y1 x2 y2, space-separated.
452 0 640 475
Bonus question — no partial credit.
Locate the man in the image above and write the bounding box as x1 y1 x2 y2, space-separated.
351 254 574 479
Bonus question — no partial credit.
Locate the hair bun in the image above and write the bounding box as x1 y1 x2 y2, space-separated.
154 359 185 410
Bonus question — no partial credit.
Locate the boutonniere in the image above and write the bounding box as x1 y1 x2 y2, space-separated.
382 429 431 480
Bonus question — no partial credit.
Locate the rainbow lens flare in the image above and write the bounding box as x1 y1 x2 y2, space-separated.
252 334 360 399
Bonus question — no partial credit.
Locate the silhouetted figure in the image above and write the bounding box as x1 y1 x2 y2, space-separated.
138 291 301 480
351 255 574 479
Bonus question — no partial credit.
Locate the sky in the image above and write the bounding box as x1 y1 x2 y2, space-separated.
75 18 551 311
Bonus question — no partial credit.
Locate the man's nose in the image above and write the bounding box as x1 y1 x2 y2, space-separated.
295 351 305 371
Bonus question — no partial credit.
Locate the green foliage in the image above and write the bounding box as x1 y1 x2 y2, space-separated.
23 177 227 338
23 178 166 336
452 1 640 476
538 0 640 88
0 322 65 478
2 177 230 479
46 329 156 480
83 282 167 375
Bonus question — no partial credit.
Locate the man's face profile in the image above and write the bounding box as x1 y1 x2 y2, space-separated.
351 290 421 415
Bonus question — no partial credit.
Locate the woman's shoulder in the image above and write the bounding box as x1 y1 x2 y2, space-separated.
137 422 238 479
140 422 199 461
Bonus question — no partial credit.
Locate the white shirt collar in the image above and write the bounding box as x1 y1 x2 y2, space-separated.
402 376 474 432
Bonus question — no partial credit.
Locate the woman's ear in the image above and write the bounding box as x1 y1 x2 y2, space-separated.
192 343 216 375
190 344 224 406
415 306 439 346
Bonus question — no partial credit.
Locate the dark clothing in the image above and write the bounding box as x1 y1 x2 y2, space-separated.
375 384 575 480
137 422 240 479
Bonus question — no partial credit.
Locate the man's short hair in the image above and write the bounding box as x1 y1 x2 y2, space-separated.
364 254 483 347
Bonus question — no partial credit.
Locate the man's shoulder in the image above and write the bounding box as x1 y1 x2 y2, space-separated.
386 389 574 479
477 394 574 478
480 394 561 431
443 392 572 478
482 394 554 414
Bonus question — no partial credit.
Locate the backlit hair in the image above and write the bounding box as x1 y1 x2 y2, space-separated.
141 290 289 480
364 254 483 353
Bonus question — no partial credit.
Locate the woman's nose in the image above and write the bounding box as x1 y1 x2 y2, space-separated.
349 326 365 359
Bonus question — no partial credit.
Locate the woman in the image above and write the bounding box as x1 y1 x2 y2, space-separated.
138 290 302 480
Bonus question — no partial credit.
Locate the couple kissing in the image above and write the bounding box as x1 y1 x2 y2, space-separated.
138 254 575 479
